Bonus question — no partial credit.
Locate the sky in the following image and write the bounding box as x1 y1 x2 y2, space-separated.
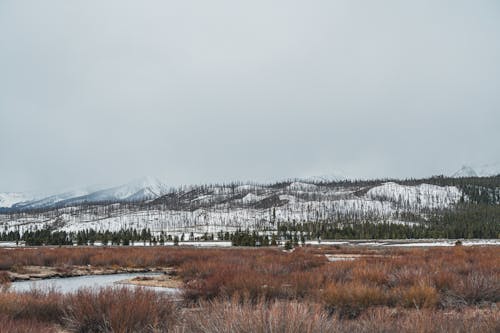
1 0 500 192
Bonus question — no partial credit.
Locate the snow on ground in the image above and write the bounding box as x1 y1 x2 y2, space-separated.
307 239 500 247
0 182 466 235
305 240 350 246
0 241 20 247
241 193 264 204
287 182 318 191
385 239 500 247
0 192 35 208
2 240 497 248
366 182 463 210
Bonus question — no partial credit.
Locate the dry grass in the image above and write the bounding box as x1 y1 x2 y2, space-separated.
0 290 64 323
183 299 336 333
177 246 499 312
0 245 499 330
0 287 179 333
0 314 59 333
63 287 179 333
322 282 391 318
334 306 500 333
183 300 500 333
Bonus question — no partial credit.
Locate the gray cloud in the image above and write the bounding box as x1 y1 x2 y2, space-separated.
1 0 499 192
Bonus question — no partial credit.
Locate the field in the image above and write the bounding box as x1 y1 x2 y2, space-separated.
0 245 499 332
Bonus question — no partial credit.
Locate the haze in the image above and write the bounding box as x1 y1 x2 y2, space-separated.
1 0 499 192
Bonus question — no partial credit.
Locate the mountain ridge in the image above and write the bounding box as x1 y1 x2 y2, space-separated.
2 166 500 210
451 163 500 178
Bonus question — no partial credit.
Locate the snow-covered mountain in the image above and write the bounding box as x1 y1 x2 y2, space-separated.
9 177 169 210
301 172 348 183
0 192 35 208
0 179 467 235
12 188 97 210
452 166 478 178
70 177 169 204
452 164 500 178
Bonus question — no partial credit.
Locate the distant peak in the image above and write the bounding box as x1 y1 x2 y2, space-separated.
451 163 500 178
451 165 478 178
301 172 348 183
126 176 164 188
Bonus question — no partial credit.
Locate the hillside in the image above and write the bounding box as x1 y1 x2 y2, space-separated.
1 175 499 243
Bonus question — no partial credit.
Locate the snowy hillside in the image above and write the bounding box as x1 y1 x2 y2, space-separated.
62 177 169 204
10 177 169 210
452 164 500 178
0 180 466 235
12 189 94 210
0 192 34 208
366 183 462 210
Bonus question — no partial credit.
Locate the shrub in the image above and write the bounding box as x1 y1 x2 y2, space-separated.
448 272 500 305
183 299 336 333
0 271 10 286
0 290 64 323
322 283 389 318
63 287 179 333
0 315 58 333
399 284 439 309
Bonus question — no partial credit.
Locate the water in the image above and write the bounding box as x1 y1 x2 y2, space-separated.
9 272 180 294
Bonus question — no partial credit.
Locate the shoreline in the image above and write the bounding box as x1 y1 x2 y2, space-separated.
5 265 174 283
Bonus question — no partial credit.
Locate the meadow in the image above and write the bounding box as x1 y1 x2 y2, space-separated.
0 245 498 332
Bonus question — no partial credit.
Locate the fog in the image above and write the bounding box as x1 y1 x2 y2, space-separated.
1 0 499 192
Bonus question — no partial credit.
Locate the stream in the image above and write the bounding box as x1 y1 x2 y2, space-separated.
9 272 180 294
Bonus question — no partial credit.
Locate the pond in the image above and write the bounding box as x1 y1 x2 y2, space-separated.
9 272 181 294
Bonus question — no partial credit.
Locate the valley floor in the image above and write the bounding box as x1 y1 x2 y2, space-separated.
0 245 498 332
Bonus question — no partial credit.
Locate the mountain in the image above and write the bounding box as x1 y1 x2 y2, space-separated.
10 177 169 210
451 163 500 178
301 172 348 183
1 179 467 235
12 188 97 210
0 192 35 208
475 163 500 177
451 166 478 178
67 177 169 204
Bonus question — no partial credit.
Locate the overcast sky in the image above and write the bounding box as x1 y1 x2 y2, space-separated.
1 0 499 192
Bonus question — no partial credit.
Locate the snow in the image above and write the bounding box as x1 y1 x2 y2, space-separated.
385 239 500 247
366 182 462 210
0 180 468 236
14 189 94 210
235 184 264 192
287 182 317 191
74 177 169 202
0 192 34 208
306 241 349 246
325 254 358 261
241 193 263 204
175 241 232 247
0 241 20 247
452 166 478 178
451 163 500 178
10 177 170 210
307 239 500 247
301 172 348 183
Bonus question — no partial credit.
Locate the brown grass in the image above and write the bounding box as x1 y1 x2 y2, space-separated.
322 282 391 318
0 290 64 323
0 314 59 333
334 306 500 333
63 287 178 333
183 300 500 333
0 245 499 326
183 299 336 333
0 287 179 333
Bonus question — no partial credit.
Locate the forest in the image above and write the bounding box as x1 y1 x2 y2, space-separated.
0 175 498 245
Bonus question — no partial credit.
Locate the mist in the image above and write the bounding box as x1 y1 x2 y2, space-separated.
1 0 499 192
